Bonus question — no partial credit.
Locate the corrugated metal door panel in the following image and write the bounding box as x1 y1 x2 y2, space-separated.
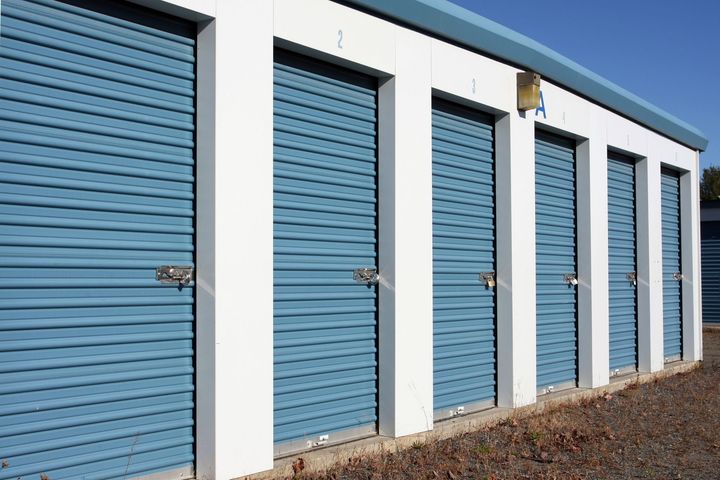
535 131 578 392
607 154 638 373
273 50 378 453
432 100 496 419
702 221 720 323
0 1 195 479
661 168 682 361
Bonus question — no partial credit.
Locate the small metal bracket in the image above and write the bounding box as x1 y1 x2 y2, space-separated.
307 434 329 449
673 271 684 281
564 273 578 286
450 406 465 417
626 271 637 286
353 268 379 285
156 265 193 285
480 271 496 288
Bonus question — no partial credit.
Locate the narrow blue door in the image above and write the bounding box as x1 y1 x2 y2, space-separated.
0 0 196 478
432 100 496 420
701 221 720 323
608 153 638 373
535 131 578 393
661 168 683 361
273 51 378 454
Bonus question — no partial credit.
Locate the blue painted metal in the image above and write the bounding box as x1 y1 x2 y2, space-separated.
661 169 683 360
432 100 496 417
701 221 720 323
0 1 195 479
607 154 638 372
273 51 378 450
343 0 708 151
535 131 577 391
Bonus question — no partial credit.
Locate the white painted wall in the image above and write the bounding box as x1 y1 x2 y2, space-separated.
194 1 275 479
138 0 703 477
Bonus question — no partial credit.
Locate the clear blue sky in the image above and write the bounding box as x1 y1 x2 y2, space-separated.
450 0 719 170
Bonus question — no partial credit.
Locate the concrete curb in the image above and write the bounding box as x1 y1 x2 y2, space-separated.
241 361 700 479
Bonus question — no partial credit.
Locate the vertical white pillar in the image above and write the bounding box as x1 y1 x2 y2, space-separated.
576 123 610 388
377 29 434 437
681 160 702 361
495 111 537 408
196 1 274 478
636 158 664 372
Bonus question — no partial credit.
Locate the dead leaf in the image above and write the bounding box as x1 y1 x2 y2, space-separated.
40 474 50 480
1 460 7 469
447 470 457 480
291 457 305 476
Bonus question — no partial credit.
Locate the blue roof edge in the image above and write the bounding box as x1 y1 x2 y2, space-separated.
344 0 708 151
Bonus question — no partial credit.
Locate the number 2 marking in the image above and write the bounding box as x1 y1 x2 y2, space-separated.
338 29 343 49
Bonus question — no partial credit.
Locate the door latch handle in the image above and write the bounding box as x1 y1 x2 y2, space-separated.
564 273 578 286
480 271 496 288
353 268 379 285
673 271 684 281
626 271 637 286
156 265 194 285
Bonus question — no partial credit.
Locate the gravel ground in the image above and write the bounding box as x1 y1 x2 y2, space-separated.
284 330 720 480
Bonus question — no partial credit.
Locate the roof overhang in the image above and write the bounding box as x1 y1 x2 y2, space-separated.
343 0 709 151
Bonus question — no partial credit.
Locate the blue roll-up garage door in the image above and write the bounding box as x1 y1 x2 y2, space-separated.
273 51 378 454
432 100 496 419
607 153 638 374
701 221 720 323
535 131 577 393
0 1 196 479
661 168 682 361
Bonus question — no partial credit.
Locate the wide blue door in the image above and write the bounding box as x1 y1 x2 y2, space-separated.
661 168 682 361
701 221 720 323
0 1 196 479
535 131 578 393
607 154 638 373
432 100 496 419
273 51 378 454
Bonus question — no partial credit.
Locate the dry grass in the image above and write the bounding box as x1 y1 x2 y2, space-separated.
278 331 720 480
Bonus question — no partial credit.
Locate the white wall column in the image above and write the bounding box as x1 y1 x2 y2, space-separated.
636 158 664 372
576 127 610 388
681 163 702 361
195 1 274 478
495 111 537 408
377 29 434 437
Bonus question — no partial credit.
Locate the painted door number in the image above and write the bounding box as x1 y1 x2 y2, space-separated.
472 78 476 94
338 29 343 49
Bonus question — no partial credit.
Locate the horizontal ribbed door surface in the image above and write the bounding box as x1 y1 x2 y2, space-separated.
661 169 682 361
432 100 496 418
607 154 638 373
273 51 378 453
535 131 578 392
0 1 196 479
701 221 720 323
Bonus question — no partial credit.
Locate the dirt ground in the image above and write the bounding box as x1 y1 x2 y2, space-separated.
284 330 720 480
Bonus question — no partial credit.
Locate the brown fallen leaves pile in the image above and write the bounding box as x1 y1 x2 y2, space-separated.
283 330 720 480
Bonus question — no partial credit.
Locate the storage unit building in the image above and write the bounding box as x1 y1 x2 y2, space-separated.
0 0 707 479
701 201 720 324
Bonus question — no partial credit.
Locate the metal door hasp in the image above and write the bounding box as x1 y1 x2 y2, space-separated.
353 268 379 285
156 265 194 285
